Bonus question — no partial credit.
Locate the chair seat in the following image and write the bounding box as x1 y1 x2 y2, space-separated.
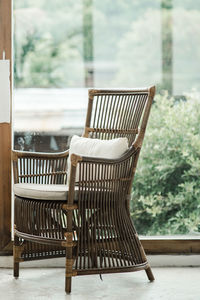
14 183 71 201
14 183 115 202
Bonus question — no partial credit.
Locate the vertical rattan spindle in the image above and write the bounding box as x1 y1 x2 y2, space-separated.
65 154 81 293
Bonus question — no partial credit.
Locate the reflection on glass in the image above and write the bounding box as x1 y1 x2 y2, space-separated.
173 0 200 94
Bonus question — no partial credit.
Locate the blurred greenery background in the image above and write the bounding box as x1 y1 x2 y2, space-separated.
131 92 200 235
13 0 200 235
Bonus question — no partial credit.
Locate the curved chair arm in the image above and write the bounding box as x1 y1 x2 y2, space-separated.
68 146 140 213
78 145 139 165
12 149 69 184
68 146 140 189
12 149 69 160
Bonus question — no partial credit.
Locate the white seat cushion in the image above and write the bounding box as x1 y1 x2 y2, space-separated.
14 183 114 203
14 183 69 201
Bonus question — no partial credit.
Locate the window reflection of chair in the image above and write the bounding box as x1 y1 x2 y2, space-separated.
12 87 155 293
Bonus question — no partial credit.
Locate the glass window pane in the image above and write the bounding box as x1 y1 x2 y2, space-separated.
14 0 200 236
173 0 200 94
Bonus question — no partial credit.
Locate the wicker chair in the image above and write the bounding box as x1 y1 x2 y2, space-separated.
12 86 155 293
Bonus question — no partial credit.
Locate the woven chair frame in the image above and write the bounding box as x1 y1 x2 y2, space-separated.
12 86 155 293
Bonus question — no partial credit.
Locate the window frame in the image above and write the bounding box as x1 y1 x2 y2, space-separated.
0 0 12 254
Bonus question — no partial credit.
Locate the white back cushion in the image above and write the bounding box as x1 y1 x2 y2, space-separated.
67 135 128 185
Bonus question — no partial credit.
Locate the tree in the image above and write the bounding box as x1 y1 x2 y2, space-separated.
131 92 200 235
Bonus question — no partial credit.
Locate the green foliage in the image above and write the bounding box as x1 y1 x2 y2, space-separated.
161 0 173 9
131 92 200 235
115 7 200 93
14 2 200 91
14 1 83 88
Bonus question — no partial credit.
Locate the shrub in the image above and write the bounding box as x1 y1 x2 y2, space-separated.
131 91 200 235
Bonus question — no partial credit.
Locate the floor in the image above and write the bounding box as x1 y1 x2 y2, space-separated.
0 268 199 300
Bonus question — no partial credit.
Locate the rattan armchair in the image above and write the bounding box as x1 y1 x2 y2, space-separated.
12 87 155 293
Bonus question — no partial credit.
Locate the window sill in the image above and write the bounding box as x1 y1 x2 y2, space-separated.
1 237 200 256
141 236 200 254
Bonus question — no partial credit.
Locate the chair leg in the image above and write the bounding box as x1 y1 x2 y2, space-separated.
14 262 19 278
13 236 20 278
145 266 155 282
64 232 74 294
65 277 72 294
133 233 155 282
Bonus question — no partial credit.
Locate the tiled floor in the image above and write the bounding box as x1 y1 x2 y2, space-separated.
0 267 199 300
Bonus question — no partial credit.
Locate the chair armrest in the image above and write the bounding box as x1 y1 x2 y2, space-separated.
68 146 139 188
79 145 139 165
12 149 69 160
12 150 69 184
67 147 140 210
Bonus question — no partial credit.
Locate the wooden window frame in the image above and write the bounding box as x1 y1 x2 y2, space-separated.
0 0 12 254
0 0 200 256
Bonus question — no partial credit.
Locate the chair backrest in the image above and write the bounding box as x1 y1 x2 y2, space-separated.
76 87 155 217
83 87 155 147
